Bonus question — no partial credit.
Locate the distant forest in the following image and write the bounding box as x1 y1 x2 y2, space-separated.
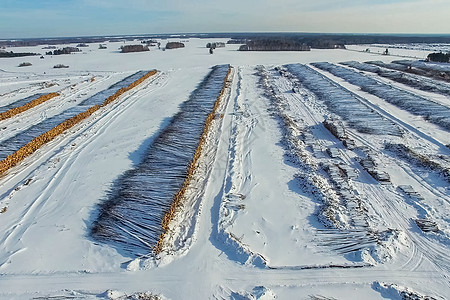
232 34 450 50
46 47 80 55
0 51 39 58
121 44 149 53
427 52 450 63
239 39 311 51
2 33 450 49
225 33 450 48
165 42 185 49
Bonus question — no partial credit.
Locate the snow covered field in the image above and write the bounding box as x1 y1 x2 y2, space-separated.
0 38 449 299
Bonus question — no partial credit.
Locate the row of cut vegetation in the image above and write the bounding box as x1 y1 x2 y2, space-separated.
313 62 450 131
285 64 402 136
341 61 450 96
0 93 59 121
383 60 450 82
91 65 231 257
0 71 152 162
156 66 232 253
0 70 156 176
0 93 43 114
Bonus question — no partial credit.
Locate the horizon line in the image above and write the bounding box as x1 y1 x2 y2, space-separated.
2 31 450 41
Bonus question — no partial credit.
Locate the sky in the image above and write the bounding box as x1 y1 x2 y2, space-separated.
0 0 449 38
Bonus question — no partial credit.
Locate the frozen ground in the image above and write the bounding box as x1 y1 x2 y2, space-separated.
0 39 449 299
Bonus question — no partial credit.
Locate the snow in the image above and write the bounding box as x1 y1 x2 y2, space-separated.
0 38 449 299
311 62 450 131
345 44 433 60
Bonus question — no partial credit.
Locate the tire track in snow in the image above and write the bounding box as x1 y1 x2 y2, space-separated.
0 74 114 143
91 65 231 256
268 67 372 230
0 73 166 265
304 64 450 273
0 65 448 298
269 65 450 274
363 177 450 273
311 63 449 150
214 66 267 266
0 72 165 185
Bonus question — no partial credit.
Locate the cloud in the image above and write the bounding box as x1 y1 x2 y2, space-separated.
0 0 449 38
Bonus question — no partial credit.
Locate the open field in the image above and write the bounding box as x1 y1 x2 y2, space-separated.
0 38 449 299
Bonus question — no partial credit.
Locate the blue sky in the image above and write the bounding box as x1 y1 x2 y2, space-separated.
0 0 449 38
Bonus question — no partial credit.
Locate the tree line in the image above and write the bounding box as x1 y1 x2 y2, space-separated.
238 39 310 51
427 52 450 63
0 51 39 58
